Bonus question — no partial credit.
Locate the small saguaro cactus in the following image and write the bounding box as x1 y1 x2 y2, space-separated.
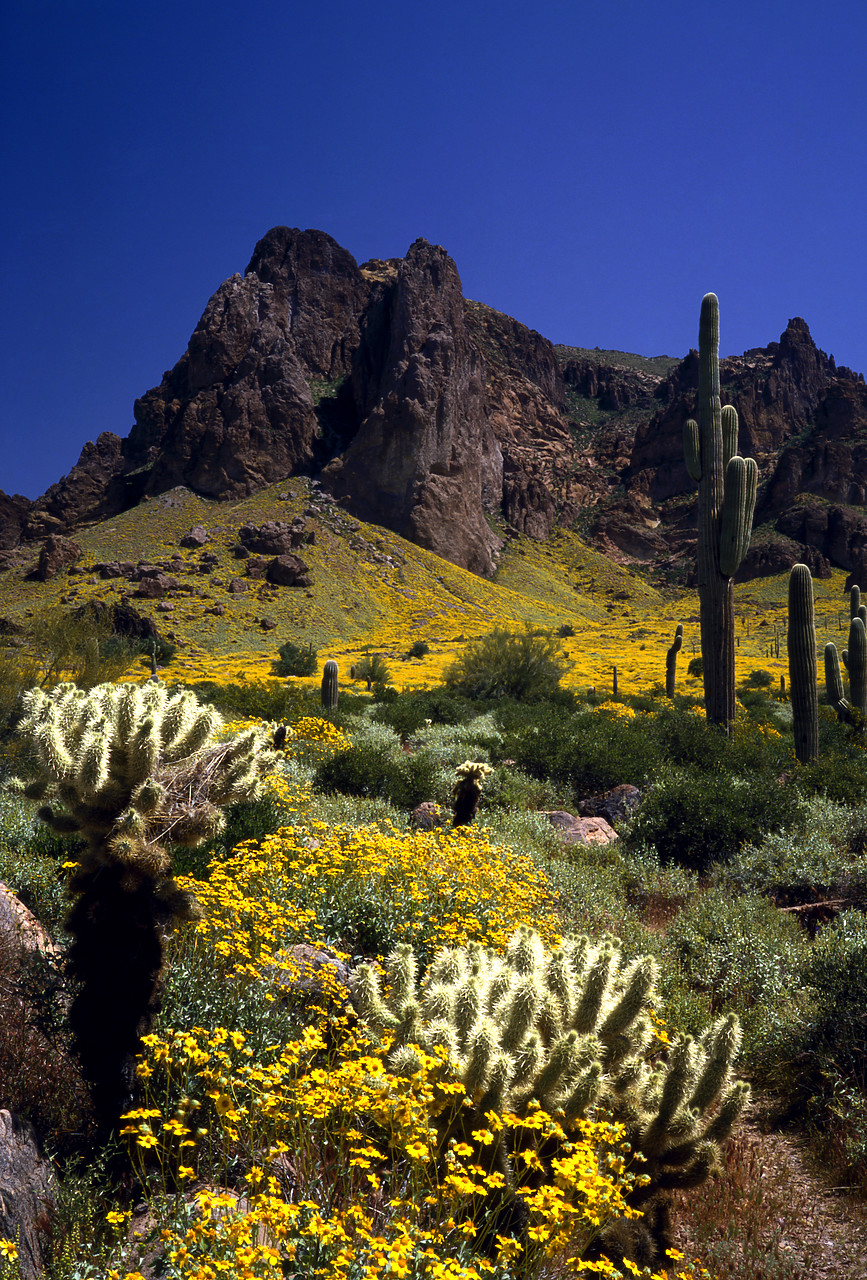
666 624 684 699
351 927 748 1264
683 294 759 729
788 565 819 763
321 659 339 710
11 681 275 1134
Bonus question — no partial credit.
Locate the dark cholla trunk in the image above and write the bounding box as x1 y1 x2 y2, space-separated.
66 869 169 1136
452 780 481 827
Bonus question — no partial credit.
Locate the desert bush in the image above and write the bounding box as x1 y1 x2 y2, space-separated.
726 794 867 898
313 741 442 810
742 669 774 689
408 639 430 658
662 888 809 1060
273 638 317 677
788 910 867 1184
370 687 478 737
354 652 391 689
187 678 310 724
443 626 567 701
509 704 664 795
622 764 800 871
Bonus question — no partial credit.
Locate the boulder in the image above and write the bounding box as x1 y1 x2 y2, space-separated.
577 785 641 825
33 534 82 581
0 1111 55 1280
180 525 209 548
410 801 445 831
540 811 618 846
265 555 311 587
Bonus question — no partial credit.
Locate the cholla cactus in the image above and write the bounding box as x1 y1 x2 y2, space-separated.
451 760 494 827
12 680 275 1132
352 927 748 1255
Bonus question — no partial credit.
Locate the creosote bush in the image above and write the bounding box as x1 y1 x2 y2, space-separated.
444 626 568 701
273 638 317 677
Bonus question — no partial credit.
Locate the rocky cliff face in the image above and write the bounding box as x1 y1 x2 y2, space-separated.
6 227 867 582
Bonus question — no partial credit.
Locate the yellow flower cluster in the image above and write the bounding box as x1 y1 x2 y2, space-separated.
180 817 558 980
126 1013 713 1280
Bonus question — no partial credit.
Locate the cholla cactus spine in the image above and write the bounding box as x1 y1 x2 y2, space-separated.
351 927 748 1215
12 680 275 1133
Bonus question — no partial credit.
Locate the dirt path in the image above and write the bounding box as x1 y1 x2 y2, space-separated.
671 1103 867 1279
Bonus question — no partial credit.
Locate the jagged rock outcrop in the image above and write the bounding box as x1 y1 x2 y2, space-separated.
323 239 504 574
6 227 867 582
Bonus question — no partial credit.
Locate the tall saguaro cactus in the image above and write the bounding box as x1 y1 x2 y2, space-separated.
684 294 758 728
788 565 819 763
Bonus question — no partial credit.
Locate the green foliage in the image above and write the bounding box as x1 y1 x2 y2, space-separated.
370 688 478 738
742 669 774 689
355 652 391 690
622 763 800 871
186 678 310 724
786 912 867 1183
662 890 808 1045
408 640 430 658
443 626 567 701
687 656 703 679
313 741 440 811
274 639 317 677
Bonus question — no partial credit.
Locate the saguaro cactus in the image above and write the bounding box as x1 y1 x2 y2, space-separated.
824 643 849 721
848 615 867 723
684 294 758 728
788 565 819 763
666 624 684 699
321 659 339 710
12 681 274 1133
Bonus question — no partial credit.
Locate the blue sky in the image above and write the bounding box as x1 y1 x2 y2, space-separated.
2 0 866 499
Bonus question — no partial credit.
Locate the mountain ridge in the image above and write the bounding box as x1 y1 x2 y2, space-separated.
3 227 867 585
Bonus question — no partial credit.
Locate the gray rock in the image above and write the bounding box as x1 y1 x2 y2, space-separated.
0 1111 55 1280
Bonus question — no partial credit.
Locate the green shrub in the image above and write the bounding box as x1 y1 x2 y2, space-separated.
313 742 440 810
742 669 774 689
726 795 867 898
273 639 317 677
355 653 391 690
687 656 703 679
509 705 664 795
408 640 430 658
788 912 867 1182
662 888 809 1063
443 626 567 701
622 764 800 871
370 689 478 738
187 679 310 724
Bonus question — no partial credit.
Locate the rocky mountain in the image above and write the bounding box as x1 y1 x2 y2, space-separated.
4 226 867 582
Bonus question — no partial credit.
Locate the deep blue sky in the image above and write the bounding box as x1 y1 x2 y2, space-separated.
3 0 866 500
